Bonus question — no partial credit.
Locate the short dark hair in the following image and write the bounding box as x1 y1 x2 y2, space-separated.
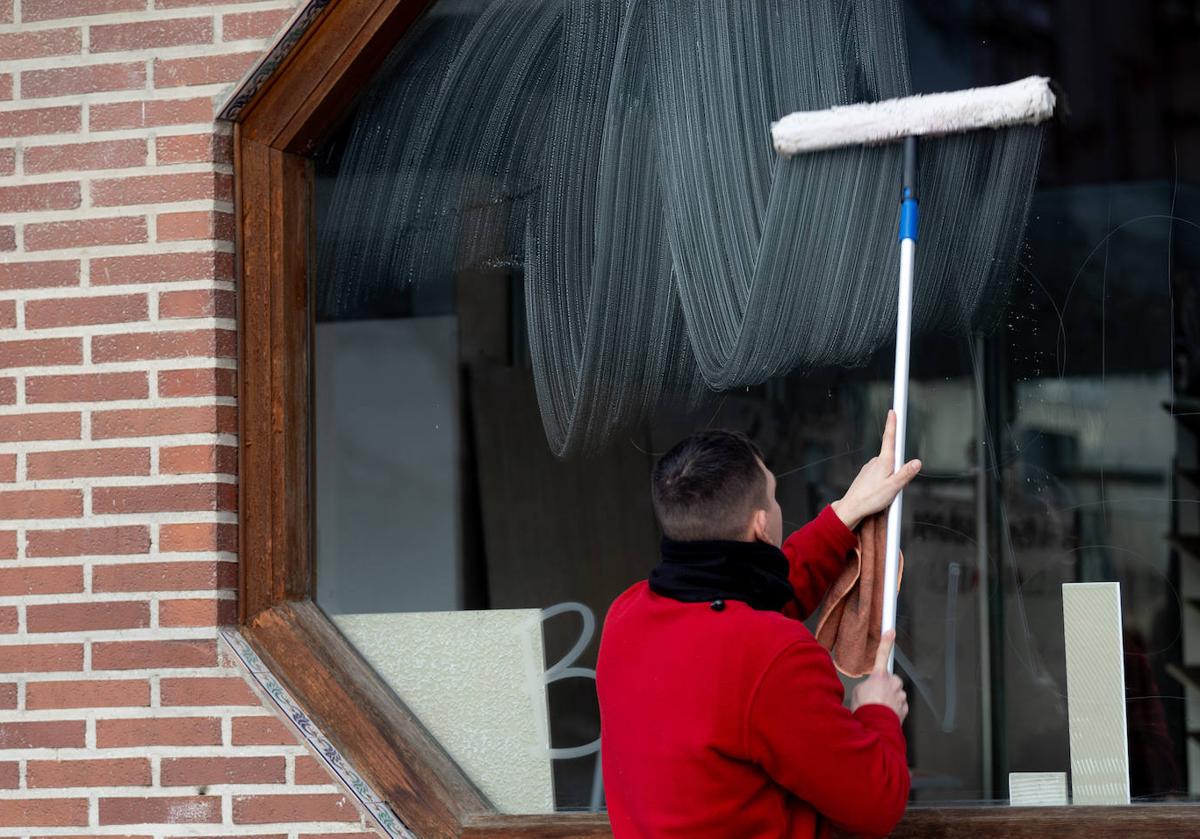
651 430 768 541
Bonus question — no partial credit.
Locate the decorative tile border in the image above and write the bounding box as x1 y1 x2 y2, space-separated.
218 0 334 122
220 630 418 839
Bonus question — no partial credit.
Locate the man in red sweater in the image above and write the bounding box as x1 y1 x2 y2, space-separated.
597 413 919 838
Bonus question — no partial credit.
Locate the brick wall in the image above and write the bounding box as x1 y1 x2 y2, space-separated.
1 2 382 835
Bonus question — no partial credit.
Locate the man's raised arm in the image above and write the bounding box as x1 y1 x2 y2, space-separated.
782 411 922 615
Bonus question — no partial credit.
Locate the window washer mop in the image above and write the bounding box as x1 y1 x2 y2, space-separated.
596 77 1056 839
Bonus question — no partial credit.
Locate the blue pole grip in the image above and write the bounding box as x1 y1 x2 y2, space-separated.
899 197 919 242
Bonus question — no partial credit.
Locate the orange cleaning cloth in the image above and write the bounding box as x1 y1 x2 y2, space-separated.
813 511 903 677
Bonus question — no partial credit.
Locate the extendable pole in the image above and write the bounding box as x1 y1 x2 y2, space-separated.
881 135 918 673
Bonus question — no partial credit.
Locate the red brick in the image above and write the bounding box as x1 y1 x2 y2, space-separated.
161 444 236 475
93 329 236 361
0 74 11 101
91 172 228 206
26 216 146 251
90 96 212 131
0 225 14 250
0 105 81 138
155 51 258 88
0 378 12 404
28 601 149 633
0 643 82 672
0 760 15 788
0 0 10 24
0 259 77 290
27 525 149 558
92 251 233 284
233 794 356 824
26 371 148 402
159 0 272 5
294 756 334 786
28 447 150 479
0 798 88 827
1 337 81 367
26 678 148 710
156 132 231 164
0 412 78 443
0 181 80 213
160 522 236 553
93 405 235 438
0 148 12 176
0 453 13 480
0 720 85 748
93 638 217 669
0 606 16 633
1 337 82 367
162 756 285 786
0 489 82 519
0 565 83 596
233 716 298 746
94 560 235 592
157 210 234 242
92 18 213 52
26 295 147 329
94 482 236 514
29 757 150 788
158 367 236 398
24 139 146 174
23 62 146 98
160 288 235 319
22 0 145 22
161 676 259 706
0 531 14 559
0 27 81 59
0 683 14 709
97 716 220 747
159 597 236 627
0 302 13 329
223 8 294 41
100 795 220 825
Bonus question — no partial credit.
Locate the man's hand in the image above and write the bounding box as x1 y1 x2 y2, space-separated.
831 410 922 531
850 630 908 722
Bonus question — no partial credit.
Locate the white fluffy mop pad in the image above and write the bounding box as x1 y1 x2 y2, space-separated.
773 75 1056 156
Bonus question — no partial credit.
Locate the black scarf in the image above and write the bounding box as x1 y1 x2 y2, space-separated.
649 537 794 612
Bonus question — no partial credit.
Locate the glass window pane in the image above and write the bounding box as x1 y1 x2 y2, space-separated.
312 0 1200 814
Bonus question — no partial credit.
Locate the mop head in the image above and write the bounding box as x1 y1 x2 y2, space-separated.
772 75 1056 156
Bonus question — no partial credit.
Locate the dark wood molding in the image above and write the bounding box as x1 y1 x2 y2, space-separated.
232 0 1200 835
234 0 434 154
234 134 312 622
459 814 612 838
452 804 1200 838
886 804 1200 838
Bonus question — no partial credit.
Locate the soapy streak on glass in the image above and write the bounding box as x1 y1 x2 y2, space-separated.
316 0 1045 455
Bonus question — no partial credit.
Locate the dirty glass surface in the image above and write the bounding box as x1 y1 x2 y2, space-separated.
312 0 1200 812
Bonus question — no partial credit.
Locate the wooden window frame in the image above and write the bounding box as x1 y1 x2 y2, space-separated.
231 0 1199 835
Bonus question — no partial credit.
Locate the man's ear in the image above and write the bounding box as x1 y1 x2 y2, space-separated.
750 508 769 543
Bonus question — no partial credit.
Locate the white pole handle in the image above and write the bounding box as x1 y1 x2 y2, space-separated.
882 135 918 674
881 237 913 673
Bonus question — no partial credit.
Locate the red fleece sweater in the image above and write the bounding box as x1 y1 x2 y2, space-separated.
596 506 910 838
